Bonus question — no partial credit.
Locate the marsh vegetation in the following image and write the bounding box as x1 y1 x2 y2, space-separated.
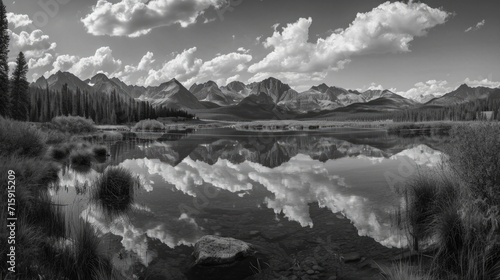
0 117 129 279
388 123 500 280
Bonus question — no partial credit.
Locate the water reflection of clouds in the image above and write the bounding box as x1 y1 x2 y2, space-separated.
114 144 441 248
82 204 203 266
57 168 99 188
119 158 254 196
121 155 406 247
390 144 444 167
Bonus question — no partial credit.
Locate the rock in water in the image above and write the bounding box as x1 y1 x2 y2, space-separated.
193 235 252 265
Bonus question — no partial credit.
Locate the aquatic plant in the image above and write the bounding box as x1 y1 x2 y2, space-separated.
92 145 109 163
70 149 93 173
93 167 137 216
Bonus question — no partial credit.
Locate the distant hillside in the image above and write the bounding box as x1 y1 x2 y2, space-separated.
424 84 497 107
335 94 418 113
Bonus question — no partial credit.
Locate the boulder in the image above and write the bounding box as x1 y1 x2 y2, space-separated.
193 235 253 265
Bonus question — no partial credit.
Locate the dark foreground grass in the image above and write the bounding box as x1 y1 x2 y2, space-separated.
0 118 121 279
393 122 500 280
92 167 137 217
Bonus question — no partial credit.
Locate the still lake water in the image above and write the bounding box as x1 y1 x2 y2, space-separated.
52 128 446 279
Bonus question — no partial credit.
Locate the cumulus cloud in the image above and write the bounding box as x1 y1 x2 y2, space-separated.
195 52 252 85
398 80 452 99
8 29 57 60
249 1 449 80
356 83 385 92
464 77 500 88
115 52 156 85
7 12 32 28
237 47 249 54
46 47 122 80
465 19 485 32
81 0 228 37
145 47 203 86
225 74 240 84
28 53 54 69
145 47 252 86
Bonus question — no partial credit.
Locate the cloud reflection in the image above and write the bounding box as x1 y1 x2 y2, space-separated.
118 143 445 248
82 204 203 266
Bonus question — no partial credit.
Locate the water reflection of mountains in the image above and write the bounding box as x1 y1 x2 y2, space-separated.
109 128 443 168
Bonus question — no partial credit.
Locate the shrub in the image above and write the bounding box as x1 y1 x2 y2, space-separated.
132 119 165 132
51 116 97 134
0 117 47 157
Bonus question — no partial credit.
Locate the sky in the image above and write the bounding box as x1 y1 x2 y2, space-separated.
4 0 500 97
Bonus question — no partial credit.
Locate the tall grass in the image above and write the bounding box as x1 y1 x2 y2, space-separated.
399 123 500 279
381 262 435 280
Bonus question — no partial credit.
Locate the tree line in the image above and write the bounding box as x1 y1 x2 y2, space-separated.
392 97 500 122
29 86 195 124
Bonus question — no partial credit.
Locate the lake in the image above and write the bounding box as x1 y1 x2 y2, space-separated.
51 127 447 280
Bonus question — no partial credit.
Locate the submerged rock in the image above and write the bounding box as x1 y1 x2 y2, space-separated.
193 235 253 265
342 252 362 262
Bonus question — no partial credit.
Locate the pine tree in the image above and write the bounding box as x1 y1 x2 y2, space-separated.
0 0 10 116
10 52 30 121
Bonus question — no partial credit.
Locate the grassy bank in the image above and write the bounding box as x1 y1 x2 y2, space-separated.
0 117 124 279
386 122 500 279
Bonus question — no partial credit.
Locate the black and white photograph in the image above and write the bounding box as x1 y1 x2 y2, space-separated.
1 0 500 279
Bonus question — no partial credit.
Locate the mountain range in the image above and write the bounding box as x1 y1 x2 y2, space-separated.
31 71 500 120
